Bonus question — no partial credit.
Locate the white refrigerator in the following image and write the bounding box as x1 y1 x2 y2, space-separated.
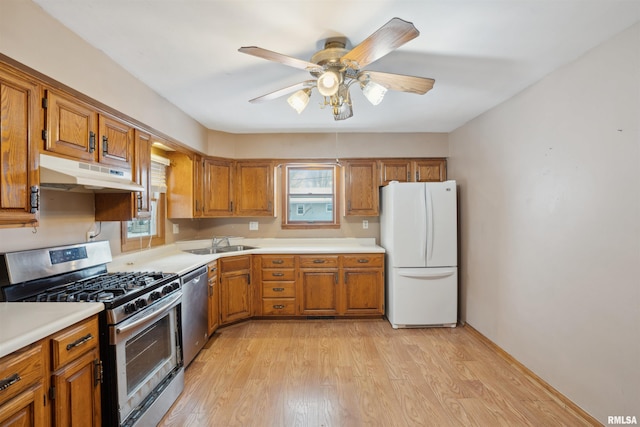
380 181 458 328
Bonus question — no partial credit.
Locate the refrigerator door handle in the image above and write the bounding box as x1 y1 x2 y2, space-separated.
418 186 428 262
426 186 434 262
398 269 456 279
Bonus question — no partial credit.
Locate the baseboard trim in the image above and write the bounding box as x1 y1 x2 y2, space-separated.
464 323 602 426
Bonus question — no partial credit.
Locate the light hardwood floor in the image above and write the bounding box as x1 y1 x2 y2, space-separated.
160 319 599 426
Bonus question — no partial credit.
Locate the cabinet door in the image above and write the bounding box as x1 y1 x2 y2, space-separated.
0 383 45 426
207 264 219 335
98 115 133 169
298 270 339 315
235 161 273 216
343 269 384 315
413 159 446 182
52 349 101 427
344 160 379 216
0 66 39 227
220 272 251 323
133 130 152 218
202 158 233 217
45 90 97 162
380 159 412 185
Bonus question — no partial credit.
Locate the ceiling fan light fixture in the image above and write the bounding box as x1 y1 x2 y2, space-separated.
361 80 387 105
317 70 341 96
287 89 311 114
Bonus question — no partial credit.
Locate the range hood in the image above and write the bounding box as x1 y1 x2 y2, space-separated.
39 154 144 192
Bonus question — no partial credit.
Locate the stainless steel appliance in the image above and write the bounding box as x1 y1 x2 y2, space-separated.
180 266 208 367
0 241 184 427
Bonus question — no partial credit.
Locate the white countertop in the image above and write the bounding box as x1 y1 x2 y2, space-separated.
109 238 385 275
0 302 104 358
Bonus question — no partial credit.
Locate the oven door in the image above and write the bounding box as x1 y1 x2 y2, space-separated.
109 291 182 424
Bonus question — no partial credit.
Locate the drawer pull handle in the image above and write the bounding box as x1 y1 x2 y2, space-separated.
273 305 285 309
272 287 285 292
357 259 370 263
313 259 326 264
66 333 94 351
272 273 285 277
0 373 21 391
272 260 284 264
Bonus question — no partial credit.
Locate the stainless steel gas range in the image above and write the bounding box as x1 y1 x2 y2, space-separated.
0 241 184 427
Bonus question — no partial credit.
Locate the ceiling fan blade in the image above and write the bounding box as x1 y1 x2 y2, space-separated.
239 46 321 72
249 80 316 103
363 71 435 95
341 18 419 70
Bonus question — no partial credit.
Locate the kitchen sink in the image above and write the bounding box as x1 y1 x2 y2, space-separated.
184 245 256 255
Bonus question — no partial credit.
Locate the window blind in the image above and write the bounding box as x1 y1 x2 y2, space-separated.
150 154 170 193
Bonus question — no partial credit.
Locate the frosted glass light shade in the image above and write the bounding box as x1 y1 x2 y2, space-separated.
287 90 311 114
317 71 340 96
362 80 387 105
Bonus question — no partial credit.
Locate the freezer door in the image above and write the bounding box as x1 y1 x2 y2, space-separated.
386 267 458 328
425 181 457 267
381 182 428 267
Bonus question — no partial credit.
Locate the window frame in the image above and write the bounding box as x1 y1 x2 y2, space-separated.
281 163 340 229
120 194 166 252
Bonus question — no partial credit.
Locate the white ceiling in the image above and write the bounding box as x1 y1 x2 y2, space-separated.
33 0 639 134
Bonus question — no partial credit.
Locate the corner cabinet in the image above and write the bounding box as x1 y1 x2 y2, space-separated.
343 160 379 216
219 255 252 325
0 64 40 228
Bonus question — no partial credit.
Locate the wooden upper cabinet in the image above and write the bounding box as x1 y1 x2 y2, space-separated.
343 160 379 216
379 159 412 185
98 114 133 169
134 130 152 218
44 89 98 162
166 151 198 219
379 158 447 185
0 64 40 228
202 158 234 217
235 161 273 217
414 159 446 182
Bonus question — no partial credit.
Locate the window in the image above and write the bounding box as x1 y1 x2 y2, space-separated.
282 164 340 229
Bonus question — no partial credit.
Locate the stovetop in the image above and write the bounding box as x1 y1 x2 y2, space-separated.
24 271 174 304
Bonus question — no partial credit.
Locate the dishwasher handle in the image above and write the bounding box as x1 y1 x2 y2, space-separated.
181 266 208 284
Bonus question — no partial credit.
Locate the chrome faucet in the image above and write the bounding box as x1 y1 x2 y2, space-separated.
211 236 230 249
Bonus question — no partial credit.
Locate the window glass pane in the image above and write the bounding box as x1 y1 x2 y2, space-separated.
288 169 333 194
126 200 157 239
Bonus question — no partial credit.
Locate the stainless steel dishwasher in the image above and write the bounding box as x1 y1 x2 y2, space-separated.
180 266 208 367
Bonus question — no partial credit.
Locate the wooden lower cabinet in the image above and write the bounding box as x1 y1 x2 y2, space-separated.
219 255 252 324
207 261 219 335
0 315 101 427
253 253 384 318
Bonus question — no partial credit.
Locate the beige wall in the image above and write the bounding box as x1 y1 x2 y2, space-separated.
448 23 640 423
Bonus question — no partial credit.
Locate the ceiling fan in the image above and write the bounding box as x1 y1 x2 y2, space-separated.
238 17 435 121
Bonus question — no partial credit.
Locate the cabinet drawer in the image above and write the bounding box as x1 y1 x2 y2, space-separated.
299 255 339 268
219 255 251 274
261 269 295 281
261 299 296 315
0 342 44 406
262 281 295 298
260 255 295 268
50 316 99 371
342 254 384 268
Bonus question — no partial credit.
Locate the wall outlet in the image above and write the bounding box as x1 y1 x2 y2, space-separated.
249 221 259 231
362 220 369 229
86 231 95 242
172 223 180 234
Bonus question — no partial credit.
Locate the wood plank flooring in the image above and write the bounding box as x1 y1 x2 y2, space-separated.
159 320 599 426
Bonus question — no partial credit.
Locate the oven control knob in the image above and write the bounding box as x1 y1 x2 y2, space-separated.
162 285 173 295
172 282 180 291
135 298 147 309
149 291 161 301
124 303 137 314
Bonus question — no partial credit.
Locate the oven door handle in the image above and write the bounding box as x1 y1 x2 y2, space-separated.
115 292 182 336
